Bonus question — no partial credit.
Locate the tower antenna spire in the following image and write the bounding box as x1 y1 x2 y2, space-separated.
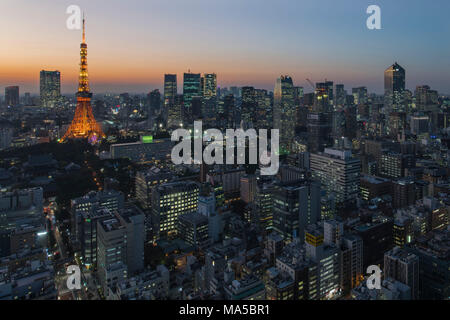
82 12 86 43
61 11 105 143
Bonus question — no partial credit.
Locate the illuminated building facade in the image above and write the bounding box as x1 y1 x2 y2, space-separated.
183 72 201 117
151 181 199 241
384 62 406 112
40 70 61 108
273 76 295 153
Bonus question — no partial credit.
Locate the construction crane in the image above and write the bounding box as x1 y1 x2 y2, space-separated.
306 78 315 91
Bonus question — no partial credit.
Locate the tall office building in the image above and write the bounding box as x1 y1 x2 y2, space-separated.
414 85 438 111
135 168 172 210
293 86 304 105
168 94 184 128
5 86 19 107
151 181 199 240
240 86 256 128
177 212 210 249
96 206 145 291
200 73 218 122
183 72 201 115
304 224 341 299
384 247 419 300
223 94 235 128
40 70 61 108
323 220 362 293
0 188 44 258
341 234 364 293
384 62 406 111
310 148 360 207
255 89 272 130
335 84 346 107
135 168 172 240
255 182 274 232
147 89 161 117
0 119 13 150
354 215 393 267
71 190 125 240
307 113 332 153
404 230 450 300
314 81 333 112
164 74 177 108
272 180 320 242
202 73 217 98
78 208 113 268
351 87 368 105
273 76 295 153
240 174 257 204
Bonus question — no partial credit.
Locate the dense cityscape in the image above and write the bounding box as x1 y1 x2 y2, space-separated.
0 5 449 303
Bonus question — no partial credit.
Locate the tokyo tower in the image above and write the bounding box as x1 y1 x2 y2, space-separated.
61 16 105 143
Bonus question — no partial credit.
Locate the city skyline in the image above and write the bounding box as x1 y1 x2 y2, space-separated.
0 0 449 304
2 0 450 94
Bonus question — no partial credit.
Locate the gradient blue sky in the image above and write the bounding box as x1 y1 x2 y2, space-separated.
2 0 449 94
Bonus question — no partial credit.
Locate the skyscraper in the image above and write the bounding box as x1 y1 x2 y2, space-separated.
183 72 201 116
414 85 438 111
148 89 161 116
255 89 272 130
335 84 346 107
273 76 295 153
5 86 19 107
164 74 177 120
167 94 184 128
202 73 217 98
272 180 320 242
384 62 406 111
314 81 333 112
310 148 360 207
202 73 218 122
222 94 235 128
351 86 368 105
240 86 256 128
307 112 331 153
164 74 177 103
40 70 61 108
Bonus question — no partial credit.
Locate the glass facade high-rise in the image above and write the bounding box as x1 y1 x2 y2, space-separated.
202 73 217 122
273 76 295 153
167 94 184 128
183 72 201 115
240 86 256 128
202 73 217 98
148 89 161 116
40 70 61 108
164 74 177 120
384 62 406 111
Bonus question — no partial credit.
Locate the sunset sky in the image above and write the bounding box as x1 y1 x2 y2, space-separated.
2 0 450 94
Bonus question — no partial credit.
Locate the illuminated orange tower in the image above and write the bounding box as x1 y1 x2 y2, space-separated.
61 16 105 143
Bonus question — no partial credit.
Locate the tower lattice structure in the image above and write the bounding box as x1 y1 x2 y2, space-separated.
61 17 105 143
